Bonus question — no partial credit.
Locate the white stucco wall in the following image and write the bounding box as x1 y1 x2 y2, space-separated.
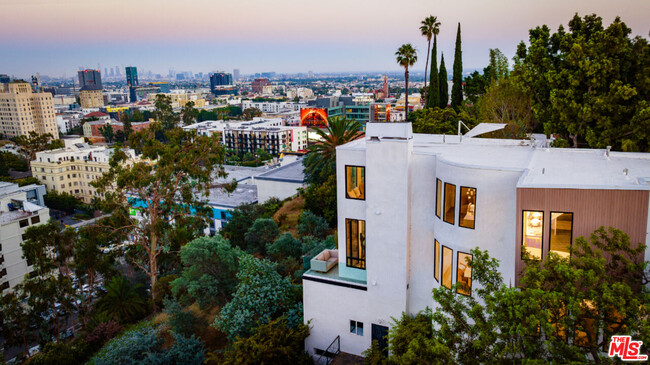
255 179 303 204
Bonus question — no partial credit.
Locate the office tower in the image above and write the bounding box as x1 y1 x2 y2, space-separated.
126 67 139 102
115 66 120 76
233 69 240 82
78 69 103 90
110 68 115 77
0 82 59 138
0 74 10 83
210 72 233 91
104 68 108 76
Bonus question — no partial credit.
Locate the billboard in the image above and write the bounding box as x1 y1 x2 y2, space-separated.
300 108 328 128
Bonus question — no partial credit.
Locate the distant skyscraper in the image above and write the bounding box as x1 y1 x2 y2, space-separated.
126 67 139 102
233 69 240 82
110 68 115 77
115 66 121 76
210 72 233 90
104 68 108 76
78 69 102 90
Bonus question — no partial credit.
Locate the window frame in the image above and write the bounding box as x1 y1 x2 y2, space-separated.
521 210 544 260
456 251 473 296
345 218 366 270
434 240 440 283
443 183 456 225
345 165 366 201
350 320 364 336
549 211 573 258
435 179 442 219
458 186 476 229
441 245 453 289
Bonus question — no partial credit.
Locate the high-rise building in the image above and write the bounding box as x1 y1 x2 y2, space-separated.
110 68 115 77
0 74 10 84
251 78 270 93
210 72 233 90
233 69 240 82
79 89 105 108
126 67 139 102
78 69 102 90
115 66 120 76
0 82 59 138
104 68 108 76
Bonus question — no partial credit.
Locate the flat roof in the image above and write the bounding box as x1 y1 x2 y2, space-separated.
205 184 257 208
255 159 305 183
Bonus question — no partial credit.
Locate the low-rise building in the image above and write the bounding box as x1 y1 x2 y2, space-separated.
254 159 305 203
83 119 153 142
223 123 307 155
0 182 49 292
31 138 138 203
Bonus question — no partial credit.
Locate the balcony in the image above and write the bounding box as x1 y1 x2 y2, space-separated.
310 249 338 273
303 250 366 291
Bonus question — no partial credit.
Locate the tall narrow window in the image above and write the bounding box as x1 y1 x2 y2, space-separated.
435 179 442 218
522 211 543 260
443 183 456 225
456 252 473 296
345 166 365 200
441 246 452 289
459 187 476 229
434 240 440 282
550 212 573 259
346 219 366 269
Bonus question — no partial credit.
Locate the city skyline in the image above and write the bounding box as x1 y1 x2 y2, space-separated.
1 0 649 78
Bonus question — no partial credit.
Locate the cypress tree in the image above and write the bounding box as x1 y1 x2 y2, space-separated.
451 23 463 108
427 36 439 109
438 53 448 108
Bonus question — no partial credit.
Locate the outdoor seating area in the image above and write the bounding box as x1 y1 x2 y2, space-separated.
310 249 339 273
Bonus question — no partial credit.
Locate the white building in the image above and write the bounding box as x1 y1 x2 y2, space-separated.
223 123 308 155
240 100 304 114
303 122 650 359
254 159 305 203
0 182 49 292
183 117 283 138
56 111 83 134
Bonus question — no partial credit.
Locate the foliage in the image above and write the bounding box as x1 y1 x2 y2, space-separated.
463 71 489 105
267 233 302 260
171 235 242 308
220 203 267 248
152 273 177 309
44 190 82 214
181 101 199 126
95 276 148 324
220 317 312 365
512 14 650 150
297 210 330 239
14 131 58 168
362 340 389 365
0 151 27 176
0 290 35 352
244 218 280 254
213 255 302 341
302 173 337 226
28 340 91 365
395 43 418 120
475 77 536 138
438 53 448 108
164 299 201 338
420 15 440 108
86 321 123 345
93 127 228 305
389 311 450 364
451 23 463 108
152 94 180 132
15 176 41 186
408 107 476 135
242 107 263 120
99 124 114 143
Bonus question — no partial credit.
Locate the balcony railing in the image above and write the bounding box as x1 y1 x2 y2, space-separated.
315 335 340 365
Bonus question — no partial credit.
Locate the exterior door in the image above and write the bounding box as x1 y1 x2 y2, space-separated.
371 324 389 356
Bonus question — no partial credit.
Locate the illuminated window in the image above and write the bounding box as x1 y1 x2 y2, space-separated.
443 183 456 225
550 212 573 259
459 187 476 229
456 252 472 296
434 240 440 282
346 219 366 269
522 211 543 260
345 166 365 200
435 179 442 218
441 246 452 289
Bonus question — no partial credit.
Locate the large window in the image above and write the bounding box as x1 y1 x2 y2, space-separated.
456 252 473 296
346 219 366 269
550 212 573 259
434 240 440 282
522 211 543 260
435 179 442 218
443 183 456 225
459 187 476 229
441 245 453 289
345 166 365 200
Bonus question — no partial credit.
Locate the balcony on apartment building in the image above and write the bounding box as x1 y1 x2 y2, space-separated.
302 249 367 291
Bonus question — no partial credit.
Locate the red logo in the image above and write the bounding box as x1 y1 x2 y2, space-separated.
608 336 648 361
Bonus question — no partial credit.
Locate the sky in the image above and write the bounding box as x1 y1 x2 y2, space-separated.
1 0 649 78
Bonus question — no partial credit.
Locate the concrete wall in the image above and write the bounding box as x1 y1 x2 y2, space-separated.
255 179 303 204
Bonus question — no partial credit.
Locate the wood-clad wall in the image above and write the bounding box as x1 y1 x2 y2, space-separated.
515 188 649 284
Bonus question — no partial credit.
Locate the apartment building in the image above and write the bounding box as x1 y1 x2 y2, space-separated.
183 117 283 137
240 100 303 114
31 138 138 203
79 89 105 109
303 122 650 358
0 182 49 292
223 124 307 155
83 119 153 142
0 82 59 139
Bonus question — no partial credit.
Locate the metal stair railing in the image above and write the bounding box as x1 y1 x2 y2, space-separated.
314 335 340 365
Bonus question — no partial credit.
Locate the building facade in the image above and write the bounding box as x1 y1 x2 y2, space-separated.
0 182 49 292
31 138 138 203
223 124 307 155
251 78 270 93
303 122 650 358
77 69 102 90
79 89 105 109
0 82 59 138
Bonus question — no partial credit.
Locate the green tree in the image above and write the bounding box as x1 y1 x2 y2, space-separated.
43 191 81 214
396 44 418 120
244 218 280 254
171 235 242 308
14 131 57 169
0 151 28 176
484 48 509 83
152 94 180 132
438 53 448 108
451 23 464 108
420 15 441 106
99 124 114 143
219 317 312 365
297 210 329 239
303 116 362 185
0 291 35 354
267 233 302 260
512 14 650 150
213 255 302 341
302 173 337 226
462 71 488 105
242 107 263 120
476 77 536 138
221 203 267 248
95 276 147 324
181 101 199 126
408 107 476 135
388 310 450 364
114 129 126 143
93 128 228 305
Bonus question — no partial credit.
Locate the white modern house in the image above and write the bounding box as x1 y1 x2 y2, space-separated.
303 122 650 359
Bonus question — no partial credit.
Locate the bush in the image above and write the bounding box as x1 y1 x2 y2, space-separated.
267 233 302 260
297 211 329 239
244 218 279 254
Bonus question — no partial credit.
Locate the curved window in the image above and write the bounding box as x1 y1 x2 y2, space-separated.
434 240 440 282
443 183 456 225
459 187 476 229
441 245 453 289
435 179 442 218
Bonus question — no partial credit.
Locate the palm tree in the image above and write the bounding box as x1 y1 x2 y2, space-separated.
396 44 418 121
95 276 147 323
420 16 441 96
303 117 363 184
